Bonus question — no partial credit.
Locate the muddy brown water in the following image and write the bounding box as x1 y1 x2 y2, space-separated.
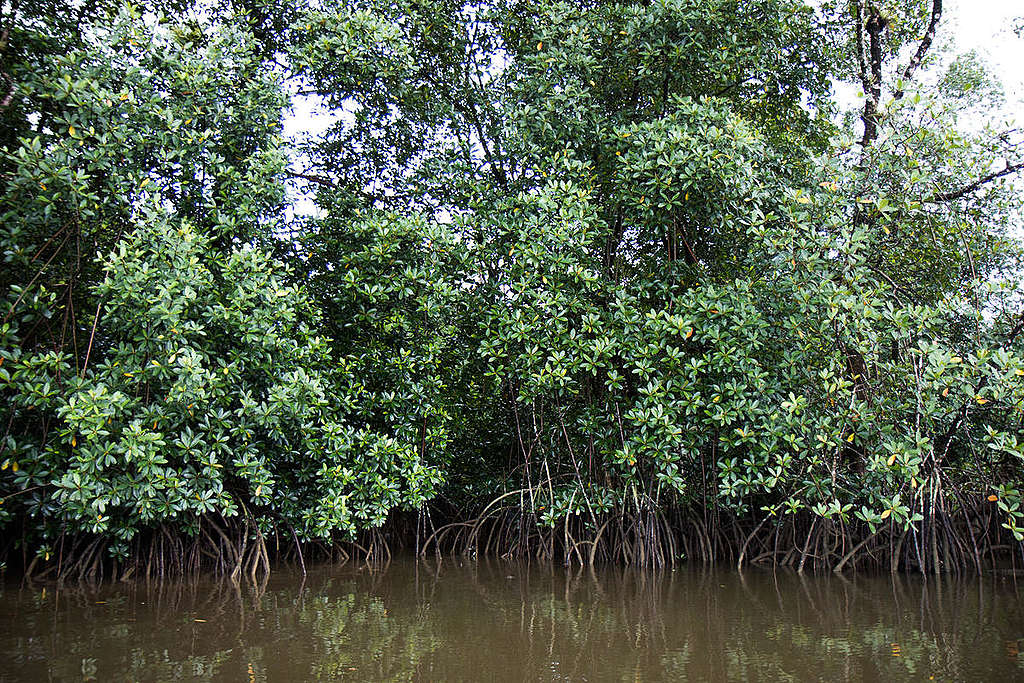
1 557 1023 681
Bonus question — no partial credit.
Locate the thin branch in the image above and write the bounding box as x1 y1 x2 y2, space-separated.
2 232 71 324
284 168 411 203
928 159 1024 203
80 296 103 377
285 168 335 188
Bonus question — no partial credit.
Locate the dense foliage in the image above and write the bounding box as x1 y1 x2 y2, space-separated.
1 0 1023 576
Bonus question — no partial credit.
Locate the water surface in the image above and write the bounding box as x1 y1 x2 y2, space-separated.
2 557 1023 681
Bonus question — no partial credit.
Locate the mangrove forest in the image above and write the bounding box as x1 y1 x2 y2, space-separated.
2 0 1024 581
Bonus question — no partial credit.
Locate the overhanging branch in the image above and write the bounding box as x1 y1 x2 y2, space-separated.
928 159 1024 203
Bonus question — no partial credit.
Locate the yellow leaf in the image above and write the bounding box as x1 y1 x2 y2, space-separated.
881 509 891 519
685 328 693 339
537 41 542 51
883 226 890 235
69 125 76 137
71 436 76 447
988 494 999 502
796 196 811 204
977 397 989 405
255 484 263 496
846 432 855 443
11 461 17 472
887 454 897 466
1016 369 1024 377
941 387 948 397
950 356 961 364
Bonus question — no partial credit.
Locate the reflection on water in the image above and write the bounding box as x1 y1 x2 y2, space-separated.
2 557 1023 681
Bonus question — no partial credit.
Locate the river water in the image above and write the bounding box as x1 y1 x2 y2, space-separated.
1 557 1023 681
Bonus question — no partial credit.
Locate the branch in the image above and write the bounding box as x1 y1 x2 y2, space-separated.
853 0 872 97
928 159 1024 202
859 3 885 150
285 168 335 188
894 0 942 100
712 75 756 98
284 169 411 204
1007 313 1024 345
420 69 508 190
80 296 103 377
935 310 1024 458
0 72 15 111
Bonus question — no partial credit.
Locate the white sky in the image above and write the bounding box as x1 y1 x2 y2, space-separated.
947 0 1023 103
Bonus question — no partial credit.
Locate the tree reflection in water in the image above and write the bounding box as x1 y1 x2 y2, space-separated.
1 558 1022 681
